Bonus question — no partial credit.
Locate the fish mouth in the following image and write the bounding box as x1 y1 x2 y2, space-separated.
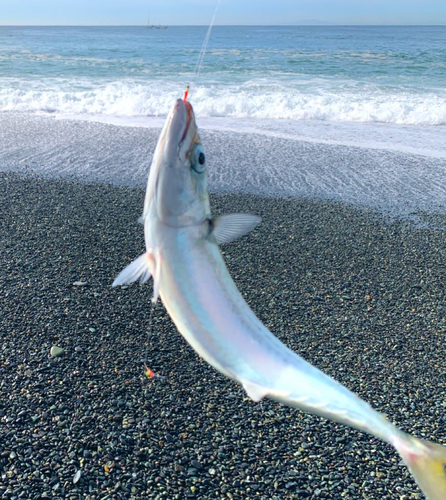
163 98 195 164
169 98 193 144
182 100 193 142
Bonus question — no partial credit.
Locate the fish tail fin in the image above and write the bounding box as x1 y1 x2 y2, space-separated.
394 431 446 500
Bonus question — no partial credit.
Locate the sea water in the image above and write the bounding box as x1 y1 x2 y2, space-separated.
1 25 446 217
1 25 446 153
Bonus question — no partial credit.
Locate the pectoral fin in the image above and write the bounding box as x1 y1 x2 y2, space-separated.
113 251 161 304
112 252 153 287
211 213 261 244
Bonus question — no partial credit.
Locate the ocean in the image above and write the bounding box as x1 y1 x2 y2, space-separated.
2 25 446 152
1 25 446 217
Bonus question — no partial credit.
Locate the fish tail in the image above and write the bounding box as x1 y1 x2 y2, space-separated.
394 431 446 500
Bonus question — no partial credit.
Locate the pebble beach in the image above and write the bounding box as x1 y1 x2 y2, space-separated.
2 22 446 500
1 162 446 499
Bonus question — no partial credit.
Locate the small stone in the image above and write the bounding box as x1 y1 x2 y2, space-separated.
9 451 16 459
50 346 65 357
73 470 81 484
73 281 88 286
296 491 310 498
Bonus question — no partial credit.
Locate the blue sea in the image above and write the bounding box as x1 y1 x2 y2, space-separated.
1 25 446 157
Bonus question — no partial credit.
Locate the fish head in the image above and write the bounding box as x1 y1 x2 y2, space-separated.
143 98 210 227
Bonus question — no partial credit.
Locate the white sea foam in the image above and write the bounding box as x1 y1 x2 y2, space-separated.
2 77 446 159
1 78 446 127
1 112 446 225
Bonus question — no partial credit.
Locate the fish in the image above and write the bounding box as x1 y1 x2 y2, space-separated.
113 97 446 499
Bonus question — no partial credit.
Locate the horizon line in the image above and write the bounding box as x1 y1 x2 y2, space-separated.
1 23 446 27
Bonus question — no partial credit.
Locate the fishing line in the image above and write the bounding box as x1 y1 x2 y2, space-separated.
140 296 157 388
147 299 156 340
190 0 221 90
143 3 221 381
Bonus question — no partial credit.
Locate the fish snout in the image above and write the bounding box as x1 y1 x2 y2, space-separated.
163 98 195 166
169 99 188 140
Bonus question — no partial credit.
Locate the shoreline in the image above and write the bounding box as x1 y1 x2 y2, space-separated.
1 172 445 499
1 112 446 226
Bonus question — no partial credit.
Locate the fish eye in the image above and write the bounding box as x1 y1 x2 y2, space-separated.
191 145 206 173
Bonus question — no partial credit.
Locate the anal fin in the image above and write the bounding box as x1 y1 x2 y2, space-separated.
242 380 268 402
151 253 161 304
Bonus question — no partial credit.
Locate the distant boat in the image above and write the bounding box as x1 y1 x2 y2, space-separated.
146 15 167 30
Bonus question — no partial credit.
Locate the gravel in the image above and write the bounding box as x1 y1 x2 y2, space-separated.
1 171 445 499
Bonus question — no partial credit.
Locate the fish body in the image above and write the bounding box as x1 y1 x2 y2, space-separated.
157 218 392 439
114 98 446 499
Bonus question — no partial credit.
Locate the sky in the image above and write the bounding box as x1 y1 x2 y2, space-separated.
1 0 446 26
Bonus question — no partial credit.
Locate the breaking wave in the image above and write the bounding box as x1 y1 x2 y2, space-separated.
1 78 446 126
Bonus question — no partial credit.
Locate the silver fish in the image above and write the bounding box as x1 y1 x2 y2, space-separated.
114 98 446 499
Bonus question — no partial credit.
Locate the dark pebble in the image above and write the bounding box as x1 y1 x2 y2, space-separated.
1 172 445 500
